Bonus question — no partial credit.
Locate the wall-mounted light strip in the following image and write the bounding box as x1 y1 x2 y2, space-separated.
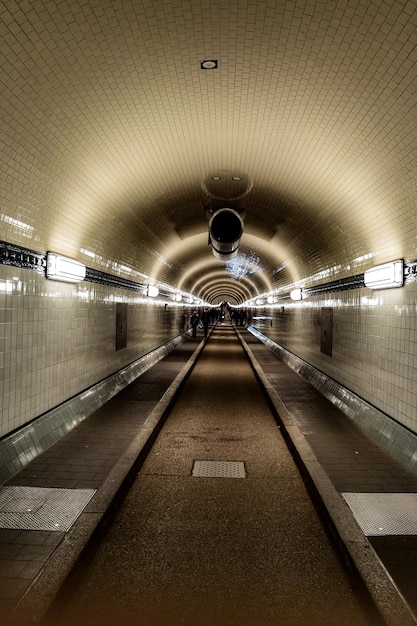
46 252 86 283
364 259 404 290
302 274 365 297
290 288 303 301
1 240 410 306
246 273 367 307
0 241 208 304
249 259 406 306
147 285 159 297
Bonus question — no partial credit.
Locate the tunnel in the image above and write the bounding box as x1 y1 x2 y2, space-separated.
1 1 417 624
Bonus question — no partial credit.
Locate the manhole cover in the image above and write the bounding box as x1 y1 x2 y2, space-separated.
192 460 246 478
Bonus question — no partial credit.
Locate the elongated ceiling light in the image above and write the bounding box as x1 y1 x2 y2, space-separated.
46 252 86 283
364 260 404 289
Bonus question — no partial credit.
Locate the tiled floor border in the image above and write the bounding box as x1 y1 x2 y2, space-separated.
248 326 417 478
0 333 189 484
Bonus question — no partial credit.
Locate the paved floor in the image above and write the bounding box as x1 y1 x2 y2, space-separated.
40 325 374 626
0 341 199 624
0 324 417 625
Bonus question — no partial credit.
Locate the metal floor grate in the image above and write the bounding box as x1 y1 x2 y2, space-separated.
342 492 417 536
0 486 96 532
192 460 246 478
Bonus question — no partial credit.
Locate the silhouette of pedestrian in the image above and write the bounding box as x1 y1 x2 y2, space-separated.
190 310 199 338
201 308 210 337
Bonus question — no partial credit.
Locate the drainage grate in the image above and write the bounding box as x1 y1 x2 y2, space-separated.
0 486 96 532
342 492 417 536
192 460 246 478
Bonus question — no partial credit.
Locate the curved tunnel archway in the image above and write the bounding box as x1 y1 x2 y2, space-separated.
1 0 417 474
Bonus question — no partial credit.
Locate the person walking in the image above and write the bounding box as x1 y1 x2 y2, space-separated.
201 308 210 338
190 310 199 338
180 311 188 333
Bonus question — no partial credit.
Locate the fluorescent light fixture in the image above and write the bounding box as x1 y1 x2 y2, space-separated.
364 260 404 290
290 288 302 301
147 285 159 298
46 252 86 283
175 293 182 302
267 296 274 304
147 285 159 297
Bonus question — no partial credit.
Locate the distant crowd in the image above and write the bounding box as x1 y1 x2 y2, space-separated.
181 304 248 338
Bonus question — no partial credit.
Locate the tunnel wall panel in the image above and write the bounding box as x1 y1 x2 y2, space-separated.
251 284 417 438
0 265 188 440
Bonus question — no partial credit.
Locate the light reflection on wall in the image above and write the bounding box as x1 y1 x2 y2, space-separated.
0 277 24 294
272 261 289 276
361 295 381 307
0 280 13 294
0 214 34 237
354 252 377 265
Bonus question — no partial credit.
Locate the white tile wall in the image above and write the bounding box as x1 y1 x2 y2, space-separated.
3 255 417 444
0 264 184 438
257 280 417 435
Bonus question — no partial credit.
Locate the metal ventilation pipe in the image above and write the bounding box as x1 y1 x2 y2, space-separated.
208 208 244 260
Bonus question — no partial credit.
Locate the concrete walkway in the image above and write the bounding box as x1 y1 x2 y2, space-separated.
1 323 416 625
1 340 201 625
42 325 375 626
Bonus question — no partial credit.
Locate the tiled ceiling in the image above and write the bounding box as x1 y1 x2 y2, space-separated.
1 0 416 303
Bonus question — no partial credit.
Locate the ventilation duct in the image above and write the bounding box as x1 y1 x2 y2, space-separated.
208 208 244 260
